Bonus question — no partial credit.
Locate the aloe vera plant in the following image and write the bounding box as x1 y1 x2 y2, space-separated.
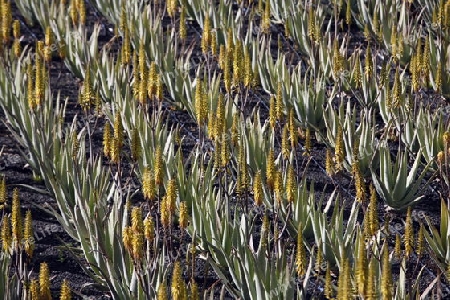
371 146 430 211
425 200 450 281
191 186 301 299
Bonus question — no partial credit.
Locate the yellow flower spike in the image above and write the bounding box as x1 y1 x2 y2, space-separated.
157 281 168 300
233 40 244 87
220 134 229 168
166 179 177 214
288 109 298 149
1 0 11 44
142 167 156 201
286 164 297 203
332 39 344 76
111 112 123 163
179 202 188 230
367 184 379 236
130 128 142 162
137 52 147 104
360 22 370 39
379 61 387 87
144 215 155 243
281 125 290 160
71 130 79 161
276 81 283 121
154 145 164 186
273 170 283 204
201 14 211 54
179 6 187 41
243 47 252 87
171 261 187 300
355 232 367 296
391 27 397 59
446 1 450 28
214 94 225 138
261 0 271 34
218 44 226 69
0 4 2 46
353 55 362 88
60 279 71 300
436 60 442 93
44 26 53 47
27 61 36 110
210 31 218 55
363 208 371 238
324 262 333 299
167 0 177 18
353 160 366 203
131 207 144 261
156 75 164 101
253 170 263 206
415 37 422 71
119 1 127 33
160 197 171 229
417 222 425 257
231 112 239 146
24 210 34 258
334 125 344 172
404 206 414 257
121 29 131 65
39 262 52 300
381 243 393 299
337 256 352 300
12 35 21 57
443 131 450 149
213 139 221 169
258 0 263 13
12 19 20 39
422 37 430 84
102 122 112 159
325 148 335 177
410 55 419 92
149 62 159 100
269 95 276 128
266 149 275 190
260 212 269 249
69 0 78 25
190 279 199 300
122 226 133 255
11 188 22 250
0 176 6 208
194 78 203 125
365 258 377 300
303 127 312 157
295 223 306 276
76 0 86 25
237 143 249 196
226 26 234 50
34 42 44 107
314 244 323 274
394 233 402 259
438 0 445 26
364 46 373 80
373 12 382 43
307 4 316 41
30 279 39 299
201 79 208 123
1 216 11 253
345 1 351 26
